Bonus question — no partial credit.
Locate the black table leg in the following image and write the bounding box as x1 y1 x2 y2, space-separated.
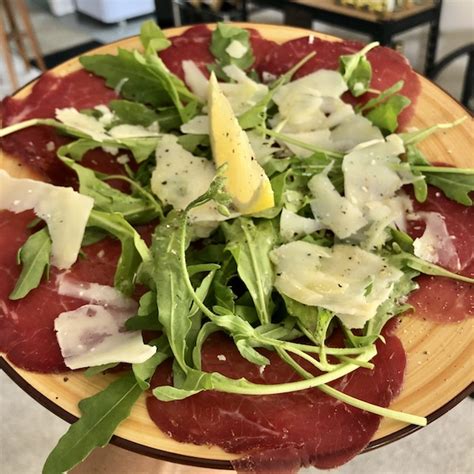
425 0 443 75
284 3 313 29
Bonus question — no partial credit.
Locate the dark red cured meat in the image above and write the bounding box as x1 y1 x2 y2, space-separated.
406 186 474 322
0 210 121 372
147 329 406 471
257 36 420 129
159 25 277 80
0 69 126 187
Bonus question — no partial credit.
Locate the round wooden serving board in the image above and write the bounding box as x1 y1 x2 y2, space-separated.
1 23 473 469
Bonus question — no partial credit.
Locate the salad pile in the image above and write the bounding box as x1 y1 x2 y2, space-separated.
0 21 473 473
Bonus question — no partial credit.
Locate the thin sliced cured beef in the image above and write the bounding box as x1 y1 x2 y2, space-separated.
407 186 474 322
159 25 277 80
0 69 123 187
257 36 420 129
0 210 121 372
147 329 405 472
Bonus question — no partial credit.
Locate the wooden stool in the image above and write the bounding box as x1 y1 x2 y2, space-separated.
0 0 46 90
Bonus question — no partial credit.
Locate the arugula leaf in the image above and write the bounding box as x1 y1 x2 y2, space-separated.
60 157 162 223
405 145 474 205
80 49 198 122
88 210 150 295
132 336 171 389
84 363 119 377
339 42 378 97
425 172 474 206
357 80 404 113
9 228 51 300
390 228 415 253
109 100 181 132
405 145 428 202
210 23 254 70
365 94 411 133
125 291 161 331
282 296 333 345
149 210 194 372
43 372 143 474
391 248 474 284
139 20 171 54
223 218 277 325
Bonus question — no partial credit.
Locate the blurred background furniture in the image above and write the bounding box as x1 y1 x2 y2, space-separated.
0 0 45 90
162 0 443 74
427 42 474 110
75 0 155 24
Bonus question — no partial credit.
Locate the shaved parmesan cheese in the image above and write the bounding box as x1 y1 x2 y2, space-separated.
220 65 268 116
57 275 136 310
280 208 321 242
247 130 278 165
274 69 348 104
413 212 461 271
108 124 159 139
0 170 93 269
270 242 403 328
182 60 209 102
279 129 333 157
150 134 231 236
180 115 209 135
55 304 155 369
225 40 248 59
331 115 383 151
55 277 155 369
343 135 405 206
56 107 109 141
94 105 116 126
151 135 215 210
308 173 367 239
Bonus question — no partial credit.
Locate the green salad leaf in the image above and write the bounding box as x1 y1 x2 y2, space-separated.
223 218 277 325
87 210 150 295
43 372 143 474
109 100 181 132
139 19 171 54
210 22 255 70
365 94 411 133
9 227 51 300
59 156 162 223
339 42 378 97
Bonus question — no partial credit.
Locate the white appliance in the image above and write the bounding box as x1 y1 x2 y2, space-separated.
75 0 156 24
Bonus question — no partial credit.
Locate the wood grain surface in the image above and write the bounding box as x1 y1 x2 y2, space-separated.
1 23 473 466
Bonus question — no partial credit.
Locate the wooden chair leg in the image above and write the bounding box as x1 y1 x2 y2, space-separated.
0 5 19 90
4 0 31 71
15 0 46 71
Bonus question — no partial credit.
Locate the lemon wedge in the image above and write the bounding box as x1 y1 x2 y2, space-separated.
208 73 274 214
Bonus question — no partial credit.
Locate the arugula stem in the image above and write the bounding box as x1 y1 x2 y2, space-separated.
209 345 377 396
277 348 426 426
257 126 343 159
0 118 55 137
411 166 474 174
284 346 338 372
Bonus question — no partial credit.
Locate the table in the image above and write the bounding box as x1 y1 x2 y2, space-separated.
251 0 443 74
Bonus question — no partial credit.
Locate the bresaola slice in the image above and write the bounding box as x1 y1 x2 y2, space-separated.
159 25 277 79
0 69 122 187
147 330 406 472
407 186 474 322
0 210 121 372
